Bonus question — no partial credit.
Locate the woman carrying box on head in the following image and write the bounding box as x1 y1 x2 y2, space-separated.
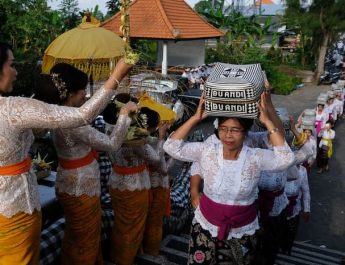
163 92 294 264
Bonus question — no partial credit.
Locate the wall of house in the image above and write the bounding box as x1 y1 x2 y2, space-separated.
157 39 206 68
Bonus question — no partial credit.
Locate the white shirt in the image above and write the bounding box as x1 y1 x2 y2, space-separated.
319 129 335 148
285 166 310 219
147 137 169 189
164 138 294 239
315 110 329 129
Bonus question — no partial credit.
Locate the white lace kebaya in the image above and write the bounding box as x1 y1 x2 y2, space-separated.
258 139 313 217
108 143 162 191
0 86 114 218
147 137 170 189
285 165 310 219
164 138 294 239
52 114 131 197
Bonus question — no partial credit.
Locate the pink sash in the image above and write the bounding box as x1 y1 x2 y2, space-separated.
199 195 257 240
315 120 322 135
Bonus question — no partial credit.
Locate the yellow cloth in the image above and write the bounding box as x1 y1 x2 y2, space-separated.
57 192 102 265
322 138 333 158
0 210 41 265
143 187 169 256
293 132 307 147
139 92 176 124
42 20 125 80
109 188 149 265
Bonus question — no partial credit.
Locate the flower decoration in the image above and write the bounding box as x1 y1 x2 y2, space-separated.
32 153 53 172
51 73 68 100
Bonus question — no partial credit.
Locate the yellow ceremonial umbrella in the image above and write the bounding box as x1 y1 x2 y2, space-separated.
42 16 126 81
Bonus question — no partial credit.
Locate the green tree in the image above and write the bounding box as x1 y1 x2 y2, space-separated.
283 0 345 81
106 0 120 16
59 0 80 30
0 0 64 61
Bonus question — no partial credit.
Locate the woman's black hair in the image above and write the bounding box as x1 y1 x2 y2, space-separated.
0 42 12 76
138 107 160 129
102 103 118 125
34 63 88 105
114 92 138 104
34 74 62 104
102 93 139 125
50 63 88 93
214 117 254 139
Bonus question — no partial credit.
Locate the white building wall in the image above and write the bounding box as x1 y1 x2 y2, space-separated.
157 39 206 68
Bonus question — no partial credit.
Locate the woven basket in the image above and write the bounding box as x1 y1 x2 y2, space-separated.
204 63 264 119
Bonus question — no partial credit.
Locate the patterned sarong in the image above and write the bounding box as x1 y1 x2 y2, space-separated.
0 210 41 265
143 187 169 256
57 192 102 265
109 188 149 265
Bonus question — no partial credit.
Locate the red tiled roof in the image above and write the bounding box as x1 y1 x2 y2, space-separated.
101 0 224 40
256 0 274 4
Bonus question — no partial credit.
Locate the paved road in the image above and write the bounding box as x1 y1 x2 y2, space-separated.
272 84 345 252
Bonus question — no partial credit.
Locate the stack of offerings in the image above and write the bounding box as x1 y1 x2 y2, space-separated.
204 63 265 118
301 109 316 132
327 90 335 100
331 83 343 96
317 94 327 106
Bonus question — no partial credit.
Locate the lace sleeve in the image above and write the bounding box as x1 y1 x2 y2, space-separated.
294 143 313 164
147 139 168 175
7 86 114 129
163 138 204 162
190 162 202 177
300 167 311 212
258 142 294 172
143 143 161 165
71 115 131 152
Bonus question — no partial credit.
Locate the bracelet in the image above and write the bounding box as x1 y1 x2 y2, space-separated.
110 76 120 86
268 127 279 135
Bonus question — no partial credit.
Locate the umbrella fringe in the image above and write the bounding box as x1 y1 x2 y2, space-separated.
42 56 122 81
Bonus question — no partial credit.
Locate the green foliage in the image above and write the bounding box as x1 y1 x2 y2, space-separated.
131 39 157 66
268 67 301 95
106 0 120 17
282 0 345 77
0 0 65 62
59 0 80 30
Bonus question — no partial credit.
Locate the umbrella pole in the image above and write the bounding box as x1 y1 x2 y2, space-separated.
89 72 94 96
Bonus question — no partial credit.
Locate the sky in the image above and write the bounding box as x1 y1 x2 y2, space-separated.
49 0 200 13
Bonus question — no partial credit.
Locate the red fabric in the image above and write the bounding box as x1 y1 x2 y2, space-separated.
0 157 31 176
199 195 257 240
112 163 146 175
59 149 99 170
258 188 284 221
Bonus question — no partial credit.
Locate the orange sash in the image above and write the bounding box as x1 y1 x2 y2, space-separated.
112 163 146 175
59 149 99 170
0 157 31 176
